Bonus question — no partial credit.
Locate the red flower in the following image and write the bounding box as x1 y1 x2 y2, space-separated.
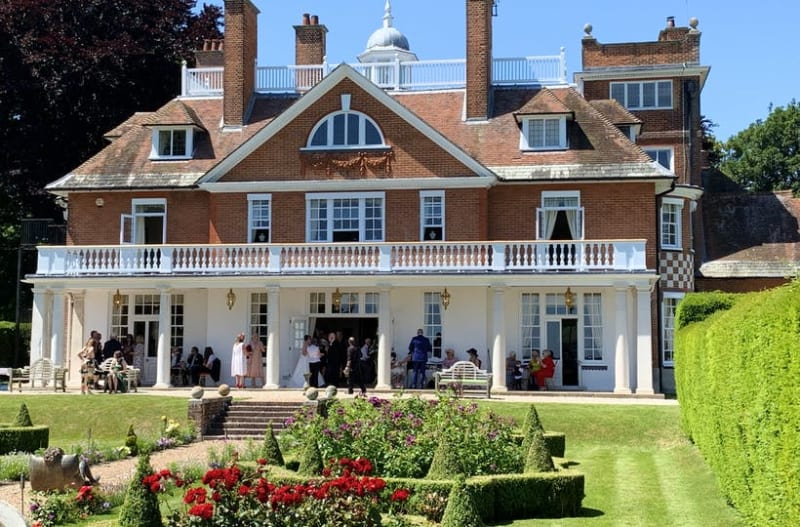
188 502 214 519
159 468 172 478
184 487 207 505
238 484 250 496
391 488 411 502
76 486 93 502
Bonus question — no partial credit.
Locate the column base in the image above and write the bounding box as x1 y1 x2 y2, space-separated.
492 385 509 393
635 388 655 395
263 383 280 390
152 382 171 390
613 387 632 395
374 383 391 391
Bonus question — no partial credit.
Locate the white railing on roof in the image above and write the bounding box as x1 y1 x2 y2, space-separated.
33 239 645 277
180 51 567 96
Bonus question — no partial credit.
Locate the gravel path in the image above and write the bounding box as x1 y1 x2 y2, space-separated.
0 440 251 516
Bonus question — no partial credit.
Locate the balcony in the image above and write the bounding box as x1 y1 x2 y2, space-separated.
181 52 567 96
33 240 646 277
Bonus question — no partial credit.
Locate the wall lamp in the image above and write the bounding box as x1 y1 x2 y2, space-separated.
441 288 451 310
226 288 236 310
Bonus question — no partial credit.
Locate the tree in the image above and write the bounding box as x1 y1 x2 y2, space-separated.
0 0 221 320
720 100 800 193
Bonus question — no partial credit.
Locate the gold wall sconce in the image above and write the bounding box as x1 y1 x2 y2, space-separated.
226 288 236 310
113 289 123 308
441 288 451 310
332 288 343 309
564 287 575 310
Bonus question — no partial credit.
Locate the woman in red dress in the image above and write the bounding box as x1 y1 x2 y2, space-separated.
534 349 555 390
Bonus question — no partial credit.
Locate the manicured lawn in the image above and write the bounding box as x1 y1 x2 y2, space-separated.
2 396 743 527
481 402 744 527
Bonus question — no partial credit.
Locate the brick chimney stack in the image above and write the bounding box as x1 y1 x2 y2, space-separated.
195 39 224 68
223 0 259 128
465 0 493 121
294 13 327 90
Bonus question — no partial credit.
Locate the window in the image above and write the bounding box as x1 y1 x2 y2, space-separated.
537 191 583 240
662 294 683 365
170 294 184 349
307 193 385 242
248 194 271 243
250 292 269 350
545 293 576 316
150 127 193 159
424 292 442 358
610 81 672 110
520 293 541 361
335 292 359 314
364 292 379 314
309 292 326 314
583 293 603 361
644 147 674 172
307 111 384 149
420 191 444 241
617 125 637 142
661 198 683 249
121 199 166 244
521 116 567 150
110 295 130 340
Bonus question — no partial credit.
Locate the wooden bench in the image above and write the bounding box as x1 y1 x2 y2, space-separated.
28 358 67 392
97 358 139 393
10 367 30 392
434 360 493 398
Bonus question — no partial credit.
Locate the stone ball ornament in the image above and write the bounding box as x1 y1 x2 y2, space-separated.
217 384 231 396
190 386 204 399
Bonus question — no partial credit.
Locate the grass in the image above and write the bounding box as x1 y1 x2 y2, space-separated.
2 396 743 527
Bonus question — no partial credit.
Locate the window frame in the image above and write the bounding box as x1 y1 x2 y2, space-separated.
661 293 684 366
536 190 584 240
247 194 272 243
644 146 674 172
520 115 568 151
582 293 603 361
423 292 442 358
150 126 193 160
660 197 684 250
304 110 386 150
520 293 541 362
420 190 445 241
610 80 673 110
305 192 385 243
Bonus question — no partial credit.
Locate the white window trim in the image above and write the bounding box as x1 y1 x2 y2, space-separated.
303 110 387 150
644 146 675 173
661 197 684 250
149 126 194 160
661 292 684 367
247 193 272 243
305 191 386 242
419 190 445 241
537 191 584 240
124 198 167 244
519 115 568 151
610 80 673 110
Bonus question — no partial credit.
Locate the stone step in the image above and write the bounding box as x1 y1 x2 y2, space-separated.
204 400 304 440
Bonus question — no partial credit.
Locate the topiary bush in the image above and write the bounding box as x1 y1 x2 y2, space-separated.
426 436 464 479
13 403 33 427
118 454 162 527
297 438 323 476
524 429 555 473
125 424 139 457
520 403 544 454
675 290 739 328
260 423 284 466
440 476 484 527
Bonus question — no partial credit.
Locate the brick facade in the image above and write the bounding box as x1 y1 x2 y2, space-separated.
223 0 258 127
465 0 492 121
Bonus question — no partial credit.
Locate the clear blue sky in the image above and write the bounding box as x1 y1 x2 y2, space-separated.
207 0 799 141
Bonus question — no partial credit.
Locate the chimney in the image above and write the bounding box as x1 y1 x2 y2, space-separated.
666 16 675 28
294 13 328 90
466 0 493 121
223 0 259 128
195 39 224 68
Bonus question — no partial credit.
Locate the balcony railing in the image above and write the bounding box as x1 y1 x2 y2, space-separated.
33 240 646 277
181 51 567 96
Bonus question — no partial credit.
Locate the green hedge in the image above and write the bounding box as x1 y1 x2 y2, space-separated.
674 291 739 328
0 321 31 367
512 431 566 458
271 468 584 522
675 281 800 527
0 425 49 454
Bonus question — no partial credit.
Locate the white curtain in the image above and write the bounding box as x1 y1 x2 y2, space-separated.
538 208 557 240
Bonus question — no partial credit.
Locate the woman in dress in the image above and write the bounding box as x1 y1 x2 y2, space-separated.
289 335 311 387
107 350 128 394
246 333 265 388
231 333 247 389
78 338 96 394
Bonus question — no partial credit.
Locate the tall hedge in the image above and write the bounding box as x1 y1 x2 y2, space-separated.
0 322 31 367
675 281 800 527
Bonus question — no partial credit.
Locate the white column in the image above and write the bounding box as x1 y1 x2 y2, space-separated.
50 288 66 367
375 287 392 391
154 288 171 388
635 285 655 394
491 286 507 393
264 286 281 389
68 292 86 388
613 285 631 394
29 288 47 364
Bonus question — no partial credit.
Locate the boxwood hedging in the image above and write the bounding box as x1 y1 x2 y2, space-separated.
675 281 800 527
0 425 49 454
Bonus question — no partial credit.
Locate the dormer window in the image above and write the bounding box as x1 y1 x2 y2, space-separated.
304 94 386 150
150 127 193 160
520 116 568 151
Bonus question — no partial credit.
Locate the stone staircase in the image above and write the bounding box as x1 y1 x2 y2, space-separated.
204 400 305 440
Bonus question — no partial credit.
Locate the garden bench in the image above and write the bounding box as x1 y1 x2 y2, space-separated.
29 358 67 392
11 366 30 392
434 360 492 398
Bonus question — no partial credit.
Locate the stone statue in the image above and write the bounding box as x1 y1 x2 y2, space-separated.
29 447 97 491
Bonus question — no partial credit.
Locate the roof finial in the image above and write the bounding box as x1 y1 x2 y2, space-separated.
383 0 393 28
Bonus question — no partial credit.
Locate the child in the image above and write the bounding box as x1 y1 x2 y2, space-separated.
512 361 524 390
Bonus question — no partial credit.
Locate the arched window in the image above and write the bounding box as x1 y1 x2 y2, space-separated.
306 110 385 149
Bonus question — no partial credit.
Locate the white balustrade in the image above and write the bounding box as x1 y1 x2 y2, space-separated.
181 54 566 96
34 240 646 277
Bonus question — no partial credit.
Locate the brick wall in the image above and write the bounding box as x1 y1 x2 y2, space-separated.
222 0 258 127
294 14 326 90
581 29 700 69
465 0 492 120
695 277 789 293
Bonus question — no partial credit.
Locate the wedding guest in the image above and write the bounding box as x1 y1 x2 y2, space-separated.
346 337 366 395
247 333 265 388
231 333 247 389
408 329 432 389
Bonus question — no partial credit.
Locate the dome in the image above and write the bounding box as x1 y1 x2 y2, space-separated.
364 0 410 52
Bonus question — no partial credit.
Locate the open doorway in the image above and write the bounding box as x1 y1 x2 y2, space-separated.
312 317 378 346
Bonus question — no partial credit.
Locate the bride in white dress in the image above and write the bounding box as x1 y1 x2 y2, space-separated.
289 335 324 387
